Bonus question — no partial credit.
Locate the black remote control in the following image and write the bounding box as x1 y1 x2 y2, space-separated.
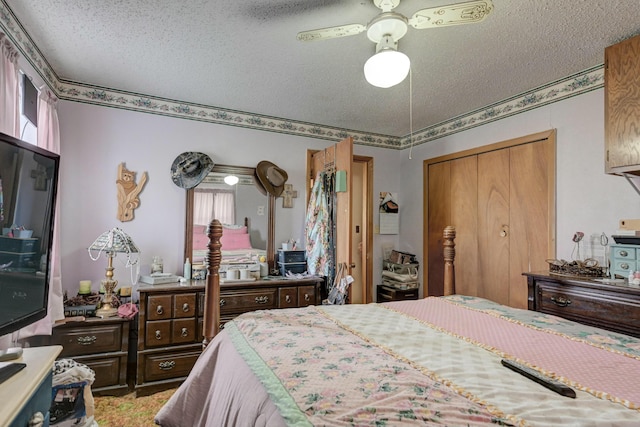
0 362 26 385
501 359 576 398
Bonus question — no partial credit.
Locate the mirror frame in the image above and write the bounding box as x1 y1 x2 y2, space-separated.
184 164 276 270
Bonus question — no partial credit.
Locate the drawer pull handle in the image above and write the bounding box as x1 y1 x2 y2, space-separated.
220 299 226 307
77 335 96 345
155 330 162 340
304 294 310 302
159 360 175 371
255 296 269 304
181 327 188 337
182 303 190 312
550 295 571 307
156 305 164 315
620 262 630 270
620 250 629 257
285 295 291 303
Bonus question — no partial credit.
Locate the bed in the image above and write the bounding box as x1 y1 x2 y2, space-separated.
156 222 640 426
192 217 266 264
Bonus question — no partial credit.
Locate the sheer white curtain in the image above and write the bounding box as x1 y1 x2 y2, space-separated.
20 90 64 337
193 190 235 225
0 33 19 137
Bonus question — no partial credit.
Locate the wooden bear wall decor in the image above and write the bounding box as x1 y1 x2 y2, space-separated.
116 162 148 222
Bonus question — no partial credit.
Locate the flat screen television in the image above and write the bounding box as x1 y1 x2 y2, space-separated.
0 132 59 338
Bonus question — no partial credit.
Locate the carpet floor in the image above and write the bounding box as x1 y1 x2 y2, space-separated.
93 388 177 427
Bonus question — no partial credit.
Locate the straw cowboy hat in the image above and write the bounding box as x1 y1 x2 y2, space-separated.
254 160 288 197
170 152 214 189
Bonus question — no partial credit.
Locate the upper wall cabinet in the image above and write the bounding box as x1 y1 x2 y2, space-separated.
605 34 640 175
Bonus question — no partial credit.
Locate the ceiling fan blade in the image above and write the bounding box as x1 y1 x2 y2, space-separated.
408 0 493 29
297 24 366 42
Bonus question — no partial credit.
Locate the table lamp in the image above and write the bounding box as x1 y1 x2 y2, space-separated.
88 228 140 318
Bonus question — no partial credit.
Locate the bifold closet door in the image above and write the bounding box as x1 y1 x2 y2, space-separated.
427 161 451 297
477 149 511 306
508 140 554 308
449 156 479 297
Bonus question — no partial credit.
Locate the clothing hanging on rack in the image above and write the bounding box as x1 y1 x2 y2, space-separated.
305 170 337 291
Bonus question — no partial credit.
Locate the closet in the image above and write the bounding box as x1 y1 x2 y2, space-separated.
424 130 556 309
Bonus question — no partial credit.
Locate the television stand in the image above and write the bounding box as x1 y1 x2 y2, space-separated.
0 346 62 425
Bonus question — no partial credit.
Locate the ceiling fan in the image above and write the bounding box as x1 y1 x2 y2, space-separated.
297 0 494 88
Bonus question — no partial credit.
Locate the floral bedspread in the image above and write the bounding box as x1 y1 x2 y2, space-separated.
226 296 640 426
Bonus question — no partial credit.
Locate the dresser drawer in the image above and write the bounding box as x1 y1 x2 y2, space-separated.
75 355 125 390
298 285 316 306
145 319 172 347
173 293 196 318
220 288 278 314
172 318 197 344
612 246 636 260
54 323 123 356
536 281 640 336
141 349 201 382
279 287 298 308
147 294 173 320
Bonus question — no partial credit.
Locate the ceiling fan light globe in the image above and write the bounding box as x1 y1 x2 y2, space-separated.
364 50 410 88
224 174 239 185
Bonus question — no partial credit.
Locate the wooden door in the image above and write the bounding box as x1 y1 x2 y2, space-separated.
307 137 354 296
450 156 479 297
424 130 556 307
426 161 450 296
478 149 510 306
509 140 555 308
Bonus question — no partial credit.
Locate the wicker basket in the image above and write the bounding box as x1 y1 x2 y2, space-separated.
546 258 607 278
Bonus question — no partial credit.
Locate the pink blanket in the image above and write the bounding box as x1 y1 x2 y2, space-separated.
388 298 640 409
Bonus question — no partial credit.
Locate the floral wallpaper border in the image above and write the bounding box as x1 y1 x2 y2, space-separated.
0 1 603 150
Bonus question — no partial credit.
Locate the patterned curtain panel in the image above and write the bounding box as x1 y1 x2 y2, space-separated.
0 33 19 137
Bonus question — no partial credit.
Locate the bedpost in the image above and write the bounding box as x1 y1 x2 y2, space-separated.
443 226 456 296
203 219 223 348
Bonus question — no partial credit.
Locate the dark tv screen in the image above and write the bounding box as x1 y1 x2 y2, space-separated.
0 132 59 337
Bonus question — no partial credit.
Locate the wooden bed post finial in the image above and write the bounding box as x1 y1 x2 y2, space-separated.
443 226 456 296
203 219 223 347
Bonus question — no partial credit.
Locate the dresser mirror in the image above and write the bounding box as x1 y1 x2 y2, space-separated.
184 164 275 268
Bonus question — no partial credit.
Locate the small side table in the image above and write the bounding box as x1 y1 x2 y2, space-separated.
48 316 131 396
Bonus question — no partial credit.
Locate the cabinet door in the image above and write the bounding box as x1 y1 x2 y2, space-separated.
605 34 640 174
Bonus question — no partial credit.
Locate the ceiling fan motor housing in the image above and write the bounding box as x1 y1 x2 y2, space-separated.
366 12 408 44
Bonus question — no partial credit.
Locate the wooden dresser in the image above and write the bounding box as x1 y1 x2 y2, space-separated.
134 276 323 395
524 272 640 338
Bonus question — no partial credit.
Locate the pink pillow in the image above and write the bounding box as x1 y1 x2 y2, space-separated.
220 233 252 250
223 225 248 235
193 225 207 234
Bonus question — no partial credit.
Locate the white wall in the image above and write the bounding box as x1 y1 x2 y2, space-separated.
58 87 636 299
57 101 400 296
398 88 640 287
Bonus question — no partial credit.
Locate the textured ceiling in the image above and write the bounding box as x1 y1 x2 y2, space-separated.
3 0 640 140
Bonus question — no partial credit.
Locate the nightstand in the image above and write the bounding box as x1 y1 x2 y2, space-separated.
48 316 130 396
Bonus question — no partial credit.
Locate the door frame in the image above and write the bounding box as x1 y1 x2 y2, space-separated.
305 149 374 303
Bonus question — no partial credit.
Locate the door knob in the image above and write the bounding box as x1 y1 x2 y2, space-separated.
350 263 356 268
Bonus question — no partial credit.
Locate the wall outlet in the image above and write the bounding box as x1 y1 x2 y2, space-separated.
257 206 264 215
